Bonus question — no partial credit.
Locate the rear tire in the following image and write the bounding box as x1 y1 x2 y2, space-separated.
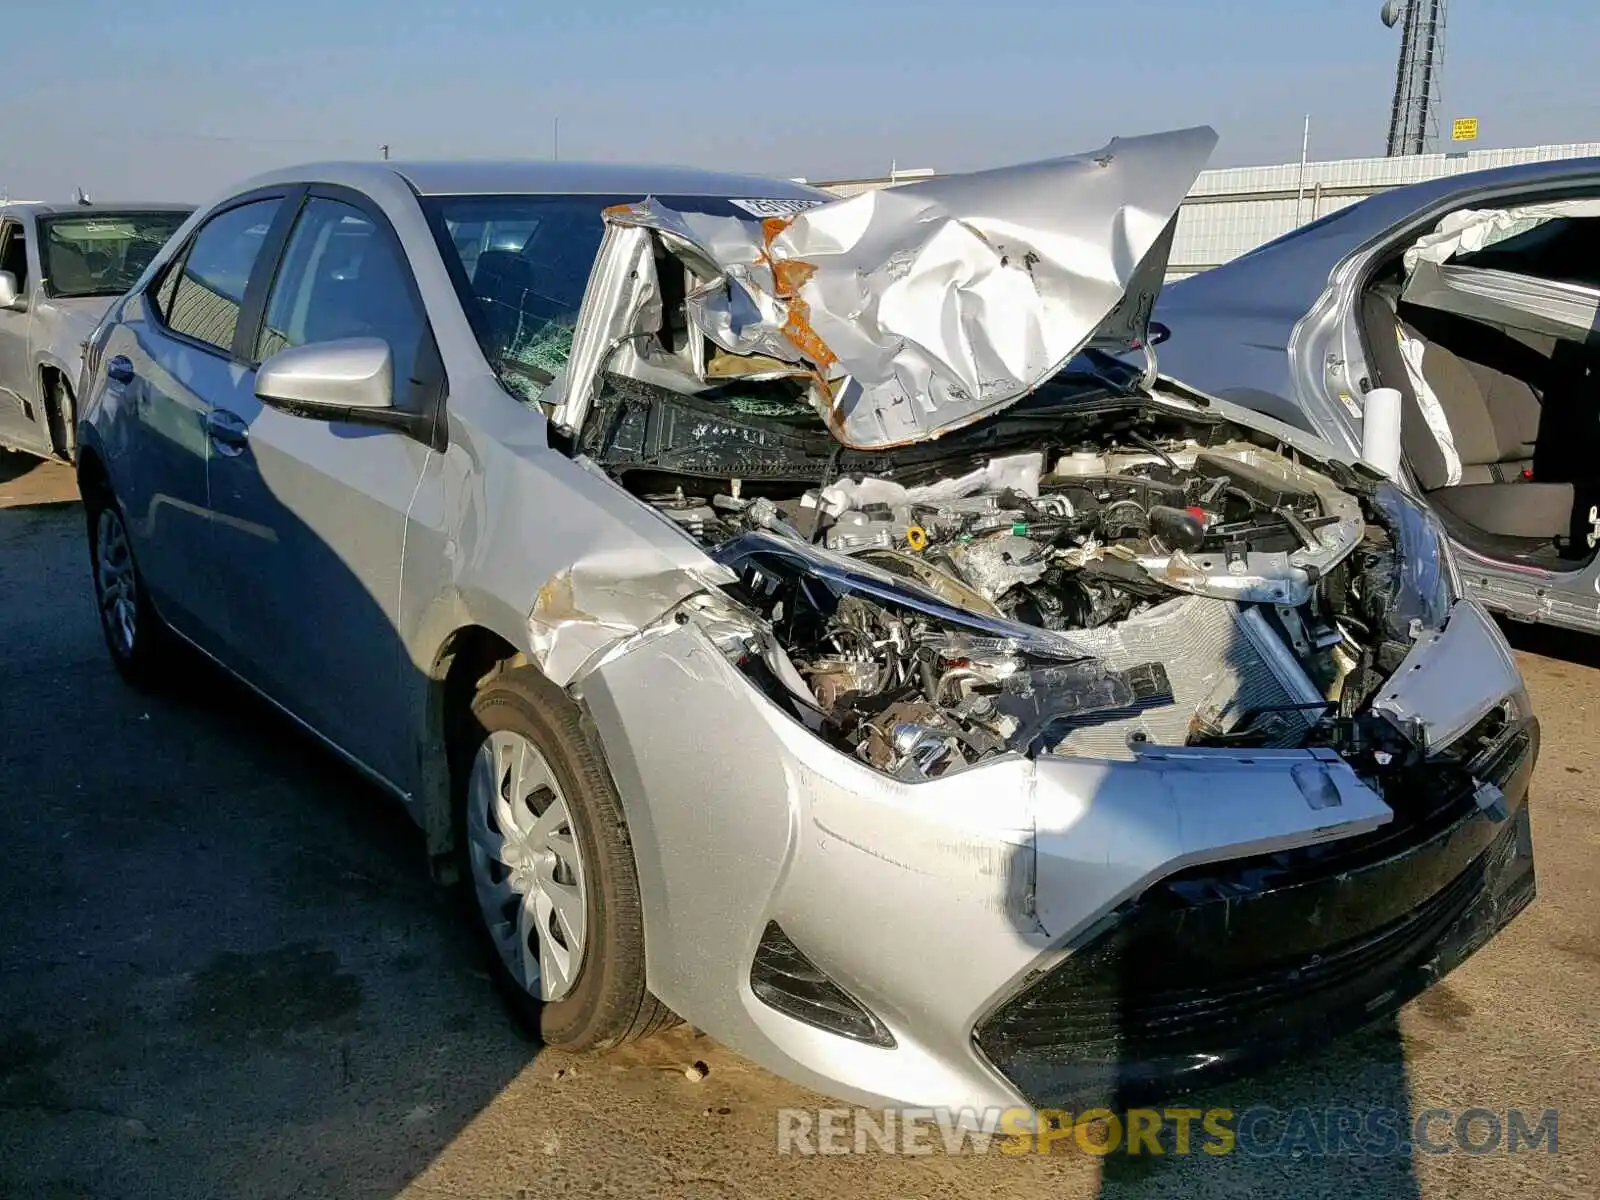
83 484 173 688
455 666 675 1050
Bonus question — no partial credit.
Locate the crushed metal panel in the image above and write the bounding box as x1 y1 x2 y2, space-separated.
1030 747 1392 941
1373 601 1524 754
555 127 1217 450
526 531 737 688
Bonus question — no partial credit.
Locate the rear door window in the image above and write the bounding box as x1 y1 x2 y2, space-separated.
164 199 281 354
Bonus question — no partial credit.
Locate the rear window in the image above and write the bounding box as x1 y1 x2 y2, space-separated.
39 211 191 298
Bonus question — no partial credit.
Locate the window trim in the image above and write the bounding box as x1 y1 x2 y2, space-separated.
246 183 448 451
0 218 30 293
142 187 303 364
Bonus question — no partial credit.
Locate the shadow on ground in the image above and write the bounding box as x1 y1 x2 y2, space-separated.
1498 617 1600 671
0 501 535 1199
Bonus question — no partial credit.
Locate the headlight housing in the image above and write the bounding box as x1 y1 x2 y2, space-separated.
1371 482 1460 640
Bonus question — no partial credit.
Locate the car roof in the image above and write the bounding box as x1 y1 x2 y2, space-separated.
220 159 829 202
393 160 828 199
1 201 194 218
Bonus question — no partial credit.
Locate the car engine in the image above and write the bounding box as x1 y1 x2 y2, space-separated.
589 385 1428 781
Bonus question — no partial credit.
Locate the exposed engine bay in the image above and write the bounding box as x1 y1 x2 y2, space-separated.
575 377 1441 782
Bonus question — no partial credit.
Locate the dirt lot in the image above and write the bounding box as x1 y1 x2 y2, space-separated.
1 448 1596 1199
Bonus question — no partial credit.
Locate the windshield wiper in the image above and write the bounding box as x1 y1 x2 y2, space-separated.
497 357 554 388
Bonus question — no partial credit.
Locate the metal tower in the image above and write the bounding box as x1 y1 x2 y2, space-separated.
1382 0 1449 157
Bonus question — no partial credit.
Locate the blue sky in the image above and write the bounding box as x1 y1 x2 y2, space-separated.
4 0 1596 203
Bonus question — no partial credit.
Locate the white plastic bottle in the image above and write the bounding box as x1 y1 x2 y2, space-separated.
1361 387 1403 479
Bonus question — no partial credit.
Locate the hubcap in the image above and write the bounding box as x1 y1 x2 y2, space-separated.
95 508 138 658
466 730 589 1002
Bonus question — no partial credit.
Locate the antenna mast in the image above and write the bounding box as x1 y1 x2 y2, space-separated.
1382 0 1449 156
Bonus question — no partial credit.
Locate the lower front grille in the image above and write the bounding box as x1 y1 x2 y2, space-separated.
974 733 1537 1107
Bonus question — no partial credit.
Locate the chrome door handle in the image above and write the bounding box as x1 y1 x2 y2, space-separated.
205 408 249 457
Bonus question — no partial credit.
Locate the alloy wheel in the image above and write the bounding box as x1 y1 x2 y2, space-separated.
95 507 138 659
466 729 590 1002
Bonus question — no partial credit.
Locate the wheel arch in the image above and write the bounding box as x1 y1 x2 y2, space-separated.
421 621 527 872
75 439 110 501
36 361 76 459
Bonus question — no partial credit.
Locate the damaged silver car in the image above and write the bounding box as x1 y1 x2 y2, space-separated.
76 131 1537 1113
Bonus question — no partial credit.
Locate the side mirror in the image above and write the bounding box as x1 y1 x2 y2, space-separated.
255 337 394 414
0 270 23 311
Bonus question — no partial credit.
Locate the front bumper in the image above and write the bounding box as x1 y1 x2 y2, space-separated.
578 600 1535 1111
976 719 1536 1107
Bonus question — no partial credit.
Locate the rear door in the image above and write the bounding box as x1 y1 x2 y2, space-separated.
203 188 439 793
106 192 294 646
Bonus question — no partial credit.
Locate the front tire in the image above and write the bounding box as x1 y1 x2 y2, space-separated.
47 376 74 461
84 487 172 687
456 666 674 1050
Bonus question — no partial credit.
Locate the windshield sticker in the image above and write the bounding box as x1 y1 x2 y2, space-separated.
729 198 827 218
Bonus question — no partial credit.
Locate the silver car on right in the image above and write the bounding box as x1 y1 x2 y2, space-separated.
1156 156 1600 636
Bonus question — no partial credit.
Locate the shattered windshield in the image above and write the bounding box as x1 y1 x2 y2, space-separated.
426 193 817 405
40 211 191 298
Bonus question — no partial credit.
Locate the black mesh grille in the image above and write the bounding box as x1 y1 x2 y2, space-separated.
750 922 894 1048
974 725 1537 1107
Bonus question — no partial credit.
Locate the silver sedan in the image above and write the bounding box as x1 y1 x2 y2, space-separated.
77 147 1538 1115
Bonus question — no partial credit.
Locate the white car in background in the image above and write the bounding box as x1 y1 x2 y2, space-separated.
0 200 191 460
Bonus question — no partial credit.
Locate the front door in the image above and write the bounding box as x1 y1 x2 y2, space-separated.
0 217 47 453
204 192 435 793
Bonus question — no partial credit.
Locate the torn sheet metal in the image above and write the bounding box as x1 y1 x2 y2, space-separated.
554 127 1217 451
527 545 737 687
1372 600 1523 753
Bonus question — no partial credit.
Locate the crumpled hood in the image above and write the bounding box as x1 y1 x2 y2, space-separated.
553 126 1216 450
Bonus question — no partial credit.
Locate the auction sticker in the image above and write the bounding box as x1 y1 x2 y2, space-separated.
730 197 827 218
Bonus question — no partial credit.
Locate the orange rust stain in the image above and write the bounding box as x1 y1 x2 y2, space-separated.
602 202 639 217
782 298 838 372
770 258 816 297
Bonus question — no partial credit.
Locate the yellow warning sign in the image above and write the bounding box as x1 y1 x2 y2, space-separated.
1452 117 1480 142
